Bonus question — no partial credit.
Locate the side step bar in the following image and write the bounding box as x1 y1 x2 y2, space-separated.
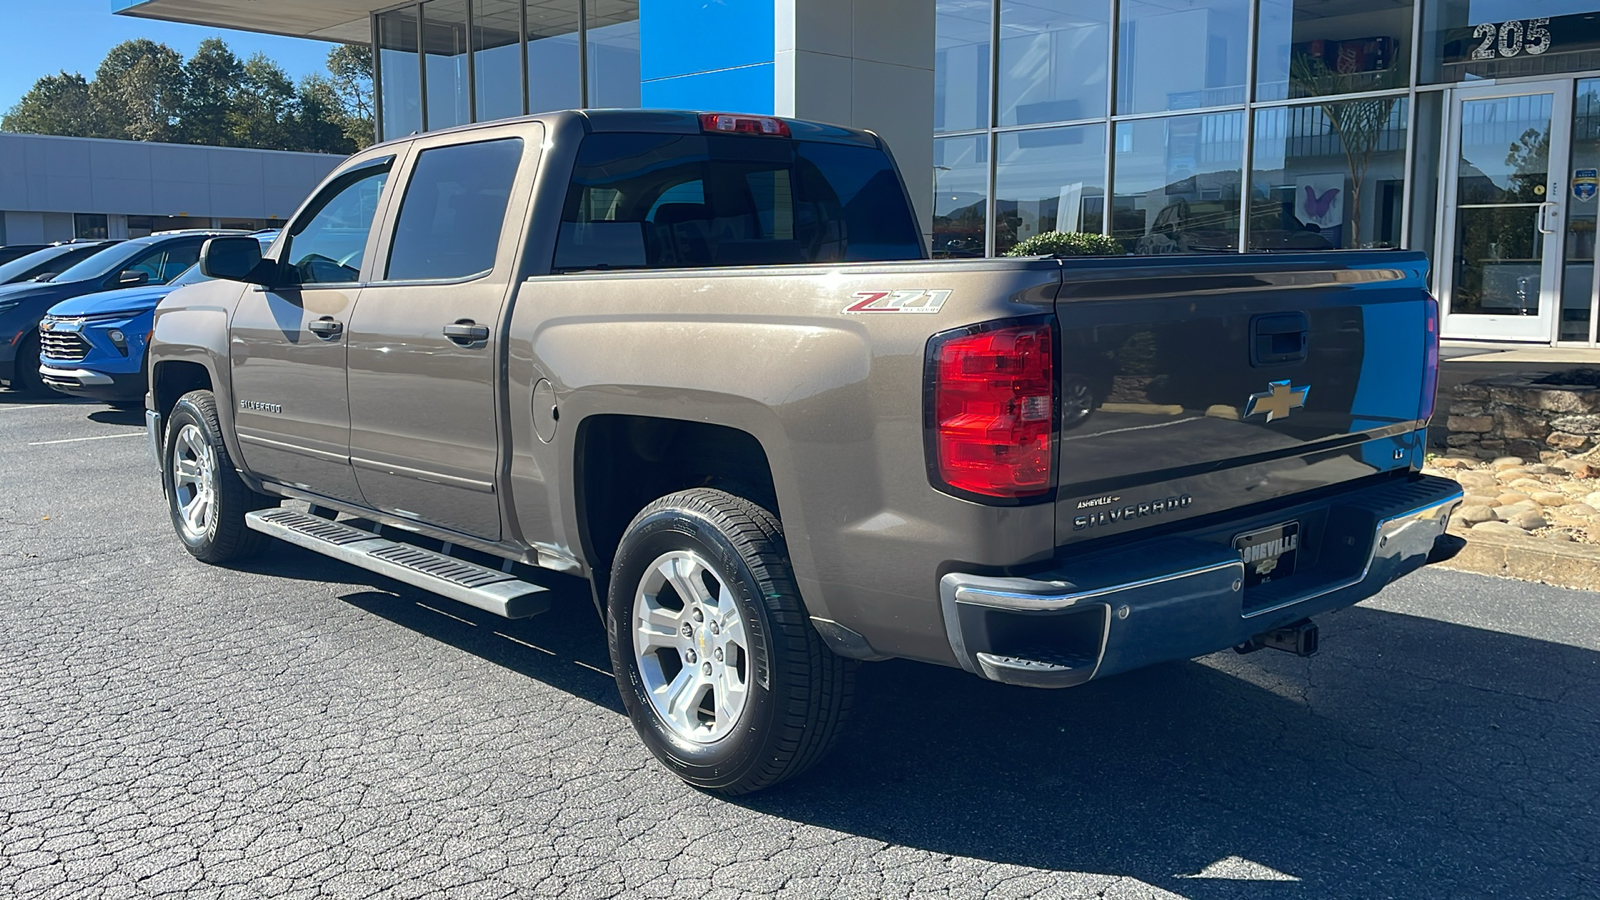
245 508 552 618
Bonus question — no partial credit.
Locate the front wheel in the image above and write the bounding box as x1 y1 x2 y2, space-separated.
607 488 854 795
162 390 275 563
8 333 47 396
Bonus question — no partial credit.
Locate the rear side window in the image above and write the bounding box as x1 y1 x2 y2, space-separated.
553 132 923 272
386 138 523 281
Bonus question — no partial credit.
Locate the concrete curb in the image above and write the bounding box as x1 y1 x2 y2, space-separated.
1436 525 1600 591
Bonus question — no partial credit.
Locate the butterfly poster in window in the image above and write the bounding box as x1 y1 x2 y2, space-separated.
1295 175 1345 247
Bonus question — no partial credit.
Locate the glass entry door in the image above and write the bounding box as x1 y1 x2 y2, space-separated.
1439 81 1573 342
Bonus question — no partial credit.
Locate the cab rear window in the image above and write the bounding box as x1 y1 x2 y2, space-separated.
552 132 923 272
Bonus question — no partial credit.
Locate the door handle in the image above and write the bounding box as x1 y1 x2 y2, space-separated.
1539 201 1560 235
307 317 343 338
443 321 490 344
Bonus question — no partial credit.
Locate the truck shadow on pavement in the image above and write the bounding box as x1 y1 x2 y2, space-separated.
247 546 1594 897
744 605 1598 898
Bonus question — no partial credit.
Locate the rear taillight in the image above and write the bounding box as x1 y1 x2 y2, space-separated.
698 113 791 137
1420 295 1439 422
927 321 1056 500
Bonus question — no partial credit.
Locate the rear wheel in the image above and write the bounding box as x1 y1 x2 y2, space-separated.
162 390 275 563
8 333 47 397
607 488 854 795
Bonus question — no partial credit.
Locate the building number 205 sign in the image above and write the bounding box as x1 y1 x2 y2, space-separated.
1472 19 1553 60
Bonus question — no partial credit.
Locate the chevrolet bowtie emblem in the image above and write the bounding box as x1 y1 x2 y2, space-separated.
1245 380 1309 423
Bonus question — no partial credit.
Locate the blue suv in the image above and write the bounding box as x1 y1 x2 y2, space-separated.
0 230 240 397
38 232 278 405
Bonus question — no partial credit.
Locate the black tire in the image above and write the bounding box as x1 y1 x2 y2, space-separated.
162 390 275 563
8 332 47 397
606 488 854 795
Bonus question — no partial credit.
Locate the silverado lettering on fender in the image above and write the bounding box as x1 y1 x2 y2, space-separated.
145 110 1462 795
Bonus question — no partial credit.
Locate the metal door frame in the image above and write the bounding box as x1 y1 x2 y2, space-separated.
1437 77 1575 343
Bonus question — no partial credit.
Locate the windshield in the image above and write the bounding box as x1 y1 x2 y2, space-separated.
49 241 152 284
0 244 90 283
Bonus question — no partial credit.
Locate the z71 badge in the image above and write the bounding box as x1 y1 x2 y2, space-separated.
842 289 952 314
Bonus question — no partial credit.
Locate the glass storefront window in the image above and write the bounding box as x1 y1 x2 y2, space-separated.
424 0 470 131
933 135 989 257
378 7 422 140
74 214 108 240
998 0 1109 125
528 2 582 113
474 0 523 121
1422 2 1589 83
1249 98 1408 250
1112 112 1243 252
1563 78 1600 341
994 124 1107 254
1256 0 1412 102
1117 0 1248 114
587 0 640 108
937 0 992 132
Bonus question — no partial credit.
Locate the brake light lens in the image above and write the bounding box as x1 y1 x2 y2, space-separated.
1420 295 1440 422
929 322 1056 499
699 113 791 137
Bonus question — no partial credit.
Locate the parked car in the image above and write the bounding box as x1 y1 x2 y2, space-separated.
148 110 1458 795
0 240 119 286
0 230 240 396
0 243 49 266
39 233 278 406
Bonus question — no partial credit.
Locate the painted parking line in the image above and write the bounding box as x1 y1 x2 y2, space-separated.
0 404 57 412
26 432 144 447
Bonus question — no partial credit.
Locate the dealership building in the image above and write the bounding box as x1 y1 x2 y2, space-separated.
113 0 1600 346
0 132 340 243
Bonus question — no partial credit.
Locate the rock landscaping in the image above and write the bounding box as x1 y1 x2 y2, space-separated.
1445 369 1600 459
1425 451 1600 543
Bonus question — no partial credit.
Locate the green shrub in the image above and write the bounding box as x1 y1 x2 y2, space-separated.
1004 231 1126 257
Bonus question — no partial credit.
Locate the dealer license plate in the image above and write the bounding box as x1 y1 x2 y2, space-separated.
1234 521 1300 588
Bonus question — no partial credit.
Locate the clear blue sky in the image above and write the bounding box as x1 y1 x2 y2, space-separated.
0 0 336 113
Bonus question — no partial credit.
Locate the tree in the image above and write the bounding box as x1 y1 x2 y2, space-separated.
92 39 185 142
181 38 244 146
233 54 296 150
1 73 99 137
291 74 358 155
2 36 374 155
324 44 375 149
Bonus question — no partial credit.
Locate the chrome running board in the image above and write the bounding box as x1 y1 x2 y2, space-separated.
245 508 552 618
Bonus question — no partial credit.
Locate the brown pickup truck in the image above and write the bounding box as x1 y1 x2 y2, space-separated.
147 109 1462 794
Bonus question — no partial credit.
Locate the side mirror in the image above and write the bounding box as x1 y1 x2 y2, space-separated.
118 270 150 287
200 236 269 284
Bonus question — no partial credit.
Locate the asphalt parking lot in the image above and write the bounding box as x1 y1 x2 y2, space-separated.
2 390 1598 899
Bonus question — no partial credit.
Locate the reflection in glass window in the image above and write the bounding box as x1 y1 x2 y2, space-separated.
994 124 1106 255
936 0 992 133
1249 99 1408 251
1112 112 1243 252
999 0 1108 126
934 135 989 257
387 139 523 281
528 2 582 113
588 0 640 108
424 0 470 130
474 0 524 122
1117 0 1248 114
378 7 422 140
1257 0 1412 101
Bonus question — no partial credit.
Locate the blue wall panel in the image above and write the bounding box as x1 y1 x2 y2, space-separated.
640 64 775 115
640 0 776 82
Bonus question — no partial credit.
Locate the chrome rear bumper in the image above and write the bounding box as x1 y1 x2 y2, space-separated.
940 475 1463 688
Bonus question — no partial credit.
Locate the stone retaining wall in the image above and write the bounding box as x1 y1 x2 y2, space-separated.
1445 371 1600 459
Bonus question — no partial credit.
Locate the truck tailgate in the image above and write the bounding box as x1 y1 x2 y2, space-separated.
1053 253 1432 543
